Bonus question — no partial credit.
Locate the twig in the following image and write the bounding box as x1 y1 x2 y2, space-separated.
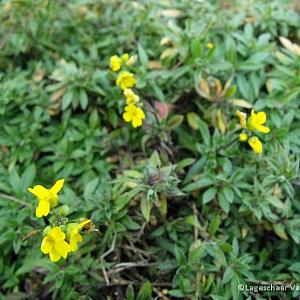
108 261 155 276
22 229 41 241
109 278 172 287
132 222 146 242
153 287 170 300
123 243 152 259
100 233 117 285
0 193 32 208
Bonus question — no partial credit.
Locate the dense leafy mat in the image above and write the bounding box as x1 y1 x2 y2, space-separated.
0 0 300 299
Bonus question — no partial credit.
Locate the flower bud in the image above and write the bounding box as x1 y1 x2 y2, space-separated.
59 204 70 216
43 226 51 236
239 133 248 142
60 224 67 233
207 42 214 49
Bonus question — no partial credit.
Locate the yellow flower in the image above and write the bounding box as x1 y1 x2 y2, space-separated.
28 179 65 218
236 111 247 129
121 53 129 62
124 88 140 105
123 104 145 128
239 133 248 141
109 55 122 72
207 42 214 49
41 227 70 262
247 110 270 133
68 219 91 252
116 71 136 90
248 136 262 154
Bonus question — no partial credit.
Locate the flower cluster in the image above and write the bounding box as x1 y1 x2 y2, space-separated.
28 179 92 262
109 54 145 128
236 110 270 154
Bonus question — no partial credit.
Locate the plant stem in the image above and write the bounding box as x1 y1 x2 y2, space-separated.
0 193 32 208
216 137 239 152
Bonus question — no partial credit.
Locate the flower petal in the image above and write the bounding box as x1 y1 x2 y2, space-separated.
256 112 266 124
136 107 145 119
41 236 54 254
28 185 49 199
50 179 65 194
79 219 91 228
248 136 262 154
110 55 121 72
49 248 61 262
70 238 79 252
123 112 132 122
70 233 83 252
54 241 70 259
250 110 256 122
132 118 142 128
257 125 270 133
49 227 65 242
36 200 50 218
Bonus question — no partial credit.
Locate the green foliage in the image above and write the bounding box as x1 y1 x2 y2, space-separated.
0 0 300 299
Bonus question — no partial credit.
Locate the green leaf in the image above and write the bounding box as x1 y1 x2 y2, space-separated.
218 192 230 213
140 196 151 222
79 89 88 110
184 157 207 183
9 169 23 196
191 38 202 58
89 109 100 128
223 266 235 284
232 238 239 256
114 195 132 212
189 240 206 263
83 178 99 200
231 274 240 300
203 188 217 204
21 164 36 190
167 115 184 130
138 43 149 67
288 262 300 274
157 195 167 218
187 112 201 130
175 158 195 170
273 223 289 240
126 285 135 300
206 244 226 266
225 85 237 97
266 196 285 209
149 151 160 168
62 89 74 110
137 281 152 300
223 187 234 203
121 215 141 230
208 215 221 236
185 215 199 226
174 245 186 264
198 119 210 146
183 178 213 192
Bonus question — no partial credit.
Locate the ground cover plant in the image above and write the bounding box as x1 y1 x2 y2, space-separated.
0 0 300 299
